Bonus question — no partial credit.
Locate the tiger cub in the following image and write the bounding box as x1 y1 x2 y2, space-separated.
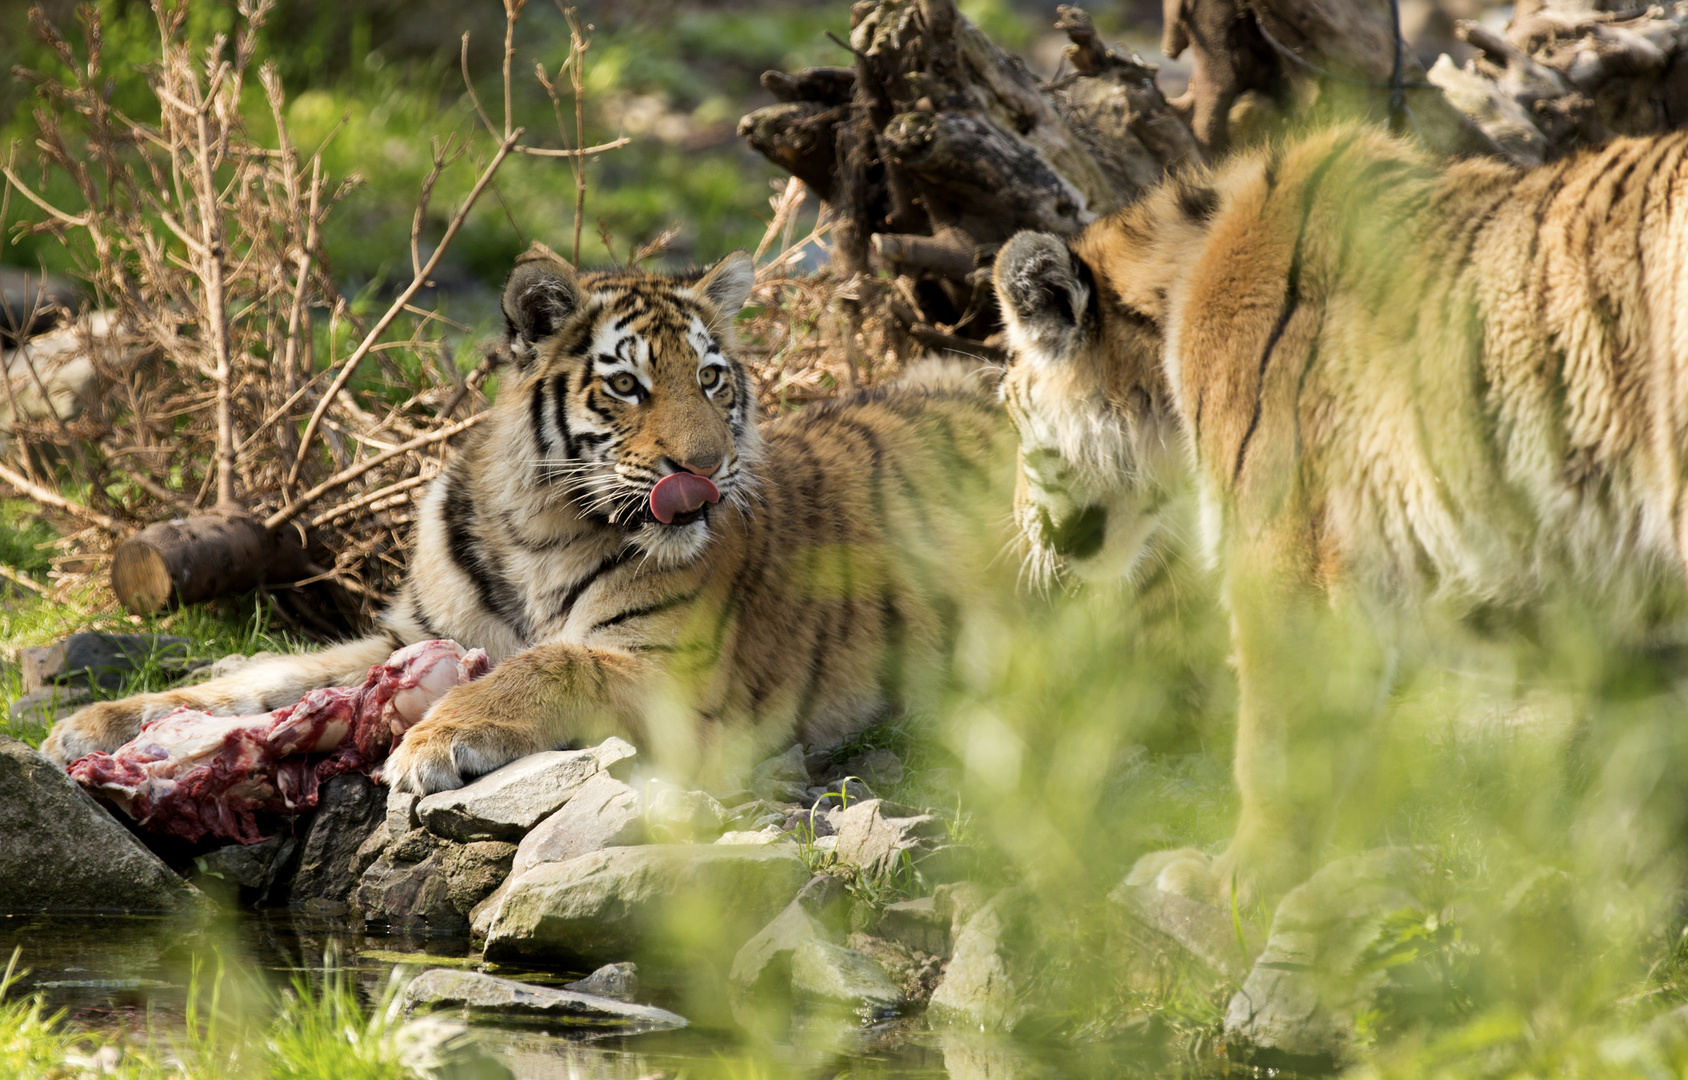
45 248 1012 794
991 125 1688 905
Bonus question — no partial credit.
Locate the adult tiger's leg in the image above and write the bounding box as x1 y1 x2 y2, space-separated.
41 636 401 764
382 642 655 794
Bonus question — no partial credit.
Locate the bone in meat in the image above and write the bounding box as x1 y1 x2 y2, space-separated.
67 639 489 845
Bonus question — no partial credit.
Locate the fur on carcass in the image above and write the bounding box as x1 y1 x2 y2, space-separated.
67 640 489 844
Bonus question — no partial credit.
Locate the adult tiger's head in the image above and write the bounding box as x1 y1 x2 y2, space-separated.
498 246 760 566
991 205 1195 586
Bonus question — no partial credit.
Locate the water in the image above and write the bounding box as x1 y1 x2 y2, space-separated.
0 912 1173 1079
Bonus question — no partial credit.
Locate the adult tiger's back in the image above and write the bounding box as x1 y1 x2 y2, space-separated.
45 248 1014 793
991 126 1688 903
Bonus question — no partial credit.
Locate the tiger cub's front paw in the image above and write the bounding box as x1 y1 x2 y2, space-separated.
382 683 540 795
41 699 151 765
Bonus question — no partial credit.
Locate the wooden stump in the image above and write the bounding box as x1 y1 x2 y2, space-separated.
111 514 314 615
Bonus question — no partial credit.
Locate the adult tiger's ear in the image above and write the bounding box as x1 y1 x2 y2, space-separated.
993 231 1092 356
502 244 581 366
687 250 755 330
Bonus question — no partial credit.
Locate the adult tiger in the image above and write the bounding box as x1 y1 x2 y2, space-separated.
44 248 1012 794
991 125 1688 905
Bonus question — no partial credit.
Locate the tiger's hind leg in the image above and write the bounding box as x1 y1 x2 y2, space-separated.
40 636 401 764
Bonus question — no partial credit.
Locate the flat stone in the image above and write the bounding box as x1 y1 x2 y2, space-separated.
509 771 644 878
0 735 203 913
1223 848 1431 1068
832 798 947 876
468 772 645 941
564 962 638 1001
402 969 685 1031
21 633 192 693
716 827 786 846
791 939 903 1016
484 844 810 966
290 773 386 906
417 738 636 843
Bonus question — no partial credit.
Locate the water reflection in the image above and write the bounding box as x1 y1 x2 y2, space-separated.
0 912 1185 1078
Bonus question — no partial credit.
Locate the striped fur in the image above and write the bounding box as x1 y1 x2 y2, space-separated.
994 126 1688 902
45 249 1012 793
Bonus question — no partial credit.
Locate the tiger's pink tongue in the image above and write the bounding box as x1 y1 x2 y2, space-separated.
650 472 721 524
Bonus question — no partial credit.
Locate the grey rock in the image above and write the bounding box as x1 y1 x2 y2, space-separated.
564 962 638 1001
802 747 835 782
0 310 118 442
729 874 849 997
644 782 727 843
841 749 904 789
393 1015 515 1080
484 844 810 965
8 685 92 726
791 939 903 1016
1109 883 1253 983
387 790 420 836
20 633 192 693
875 895 951 957
355 832 515 933
509 772 644 879
441 840 518 914
0 267 78 346
928 890 1034 1033
750 744 809 803
725 798 785 831
0 735 203 913
832 798 947 876
934 881 991 940
290 773 386 906
402 969 685 1031
417 738 636 843
1223 848 1432 1067
354 830 465 933
193 835 297 904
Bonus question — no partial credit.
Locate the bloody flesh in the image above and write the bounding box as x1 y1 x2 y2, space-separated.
66 640 489 845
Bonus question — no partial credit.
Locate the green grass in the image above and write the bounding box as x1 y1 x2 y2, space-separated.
0 581 306 748
0 945 422 1080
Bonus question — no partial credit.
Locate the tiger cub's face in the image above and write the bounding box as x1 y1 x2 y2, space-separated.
501 249 760 566
993 231 1174 587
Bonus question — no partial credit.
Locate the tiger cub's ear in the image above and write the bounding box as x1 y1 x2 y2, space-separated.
993 232 1093 356
687 250 755 330
503 250 582 366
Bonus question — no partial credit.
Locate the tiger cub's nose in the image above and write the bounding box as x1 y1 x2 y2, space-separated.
668 455 721 478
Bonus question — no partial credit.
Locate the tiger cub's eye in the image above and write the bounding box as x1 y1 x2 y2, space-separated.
608 373 639 396
699 366 722 390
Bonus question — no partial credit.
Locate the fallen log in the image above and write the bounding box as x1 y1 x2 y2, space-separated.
110 513 315 615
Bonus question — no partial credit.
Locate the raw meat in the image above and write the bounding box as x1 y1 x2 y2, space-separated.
67 639 489 845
